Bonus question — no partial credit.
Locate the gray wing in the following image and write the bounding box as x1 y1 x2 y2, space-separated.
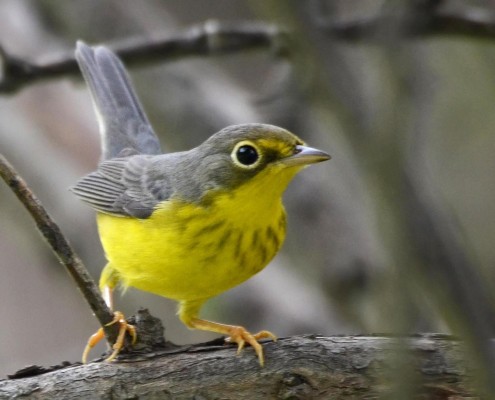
71 155 173 219
75 41 161 160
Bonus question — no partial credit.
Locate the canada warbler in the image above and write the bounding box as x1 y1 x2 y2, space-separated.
72 41 330 366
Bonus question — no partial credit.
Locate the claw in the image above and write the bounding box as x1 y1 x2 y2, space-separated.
82 327 105 364
178 302 277 366
225 327 277 366
82 311 136 363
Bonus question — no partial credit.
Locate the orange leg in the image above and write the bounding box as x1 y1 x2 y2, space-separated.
179 300 276 366
82 286 137 363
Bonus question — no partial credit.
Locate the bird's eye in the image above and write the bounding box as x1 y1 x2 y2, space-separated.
236 145 258 165
231 141 262 169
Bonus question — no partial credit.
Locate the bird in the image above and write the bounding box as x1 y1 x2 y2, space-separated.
72 40 330 366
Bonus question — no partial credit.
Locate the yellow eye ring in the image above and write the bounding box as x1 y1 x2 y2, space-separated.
231 140 262 169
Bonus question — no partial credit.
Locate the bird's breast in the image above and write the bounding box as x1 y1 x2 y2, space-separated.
96 193 287 301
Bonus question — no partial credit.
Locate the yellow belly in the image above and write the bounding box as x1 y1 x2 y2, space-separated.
97 196 286 301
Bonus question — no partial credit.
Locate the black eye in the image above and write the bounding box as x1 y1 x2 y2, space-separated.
236 145 259 166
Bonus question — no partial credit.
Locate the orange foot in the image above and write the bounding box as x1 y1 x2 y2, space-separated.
185 316 277 366
224 327 277 366
82 311 137 363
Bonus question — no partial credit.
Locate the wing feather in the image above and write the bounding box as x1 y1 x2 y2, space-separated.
71 155 172 218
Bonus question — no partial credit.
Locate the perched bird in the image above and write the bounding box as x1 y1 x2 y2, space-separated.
72 41 330 366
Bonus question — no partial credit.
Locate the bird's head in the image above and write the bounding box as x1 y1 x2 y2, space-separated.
185 123 330 204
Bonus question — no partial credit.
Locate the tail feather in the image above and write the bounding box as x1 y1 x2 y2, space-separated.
75 41 161 160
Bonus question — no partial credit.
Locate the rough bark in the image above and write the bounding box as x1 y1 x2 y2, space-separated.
0 334 477 399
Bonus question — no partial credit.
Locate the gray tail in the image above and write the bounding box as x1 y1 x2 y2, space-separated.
75 41 161 160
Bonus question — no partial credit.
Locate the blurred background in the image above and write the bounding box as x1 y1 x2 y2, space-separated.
1 0 495 380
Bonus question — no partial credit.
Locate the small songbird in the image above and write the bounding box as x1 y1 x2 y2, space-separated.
72 41 330 366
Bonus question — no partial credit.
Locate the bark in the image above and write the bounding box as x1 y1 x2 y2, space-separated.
0 334 477 399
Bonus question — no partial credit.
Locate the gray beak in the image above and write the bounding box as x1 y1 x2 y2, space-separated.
281 145 331 167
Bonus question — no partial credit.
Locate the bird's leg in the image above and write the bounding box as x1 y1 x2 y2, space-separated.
82 285 136 363
103 285 114 310
178 300 276 366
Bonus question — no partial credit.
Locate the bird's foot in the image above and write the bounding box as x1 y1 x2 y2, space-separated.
225 327 277 366
82 311 137 363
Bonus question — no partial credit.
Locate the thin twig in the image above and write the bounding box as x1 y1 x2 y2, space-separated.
0 21 288 94
315 2 495 41
0 154 119 345
2 8 495 93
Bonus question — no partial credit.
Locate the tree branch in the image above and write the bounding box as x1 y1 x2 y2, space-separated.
0 154 119 345
2 8 493 94
0 21 288 94
0 335 477 399
314 1 495 41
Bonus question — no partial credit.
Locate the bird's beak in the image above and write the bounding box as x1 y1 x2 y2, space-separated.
281 145 331 167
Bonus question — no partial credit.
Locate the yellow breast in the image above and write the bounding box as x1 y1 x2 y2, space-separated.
96 166 295 302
